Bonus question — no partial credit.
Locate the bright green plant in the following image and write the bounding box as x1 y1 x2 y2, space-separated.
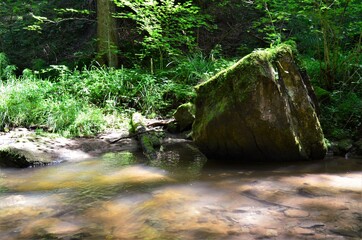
113 0 210 68
0 0 95 69
164 50 235 85
320 91 362 140
0 76 118 137
253 0 361 89
46 65 195 117
253 0 290 46
0 52 16 80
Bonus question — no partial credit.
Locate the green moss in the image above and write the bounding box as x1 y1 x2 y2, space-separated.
140 134 158 159
195 44 293 92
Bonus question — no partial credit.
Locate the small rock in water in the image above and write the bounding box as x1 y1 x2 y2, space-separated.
265 229 278 237
197 217 208 223
284 209 309 218
232 207 250 213
203 205 226 212
299 221 325 229
293 227 315 235
240 227 250 233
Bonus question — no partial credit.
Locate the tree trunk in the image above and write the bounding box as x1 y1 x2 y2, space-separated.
97 0 119 67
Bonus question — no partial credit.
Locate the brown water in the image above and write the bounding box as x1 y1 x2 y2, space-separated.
0 142 361 240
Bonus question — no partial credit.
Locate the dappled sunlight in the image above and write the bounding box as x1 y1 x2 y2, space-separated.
0 193 67 240
3 160 172 192
20 218 83 239
98 165 172 185
84 184 247 239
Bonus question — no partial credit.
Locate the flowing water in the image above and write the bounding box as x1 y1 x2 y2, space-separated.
0 142 361 240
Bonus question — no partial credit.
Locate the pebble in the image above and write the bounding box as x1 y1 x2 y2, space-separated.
284 209 309 218
293 227 315 235
265 229 278 237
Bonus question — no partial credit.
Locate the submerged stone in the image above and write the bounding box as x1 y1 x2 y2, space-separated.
192 44 326 162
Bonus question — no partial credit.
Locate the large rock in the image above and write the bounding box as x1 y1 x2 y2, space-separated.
192 44 327 161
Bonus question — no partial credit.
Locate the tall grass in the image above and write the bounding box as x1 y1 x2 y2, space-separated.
52 66 195 116
164 51 236 85
0 64 197 136
0 77 114 137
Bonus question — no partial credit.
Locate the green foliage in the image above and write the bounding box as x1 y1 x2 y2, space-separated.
52 65 195 117
253 0 291 46
163 49 235 85
0 0 95 70
302 53 362 140
0 76 117 137
320 91 362 140
0 52 16 80
253 0 362 89
114 0 210 66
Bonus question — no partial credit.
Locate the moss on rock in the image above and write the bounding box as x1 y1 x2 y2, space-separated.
192 44 326 162
173 102 195 131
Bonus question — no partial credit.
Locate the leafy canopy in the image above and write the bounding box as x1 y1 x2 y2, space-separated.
113 0 210 62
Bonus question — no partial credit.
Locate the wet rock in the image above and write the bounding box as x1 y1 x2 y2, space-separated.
299 221 325 229
0 146 31 168
197 217 208 223
0 146 51 168
232 207 249 213
173 102 195 132
297 187 317 198
330 228 361 238
192 44 326 162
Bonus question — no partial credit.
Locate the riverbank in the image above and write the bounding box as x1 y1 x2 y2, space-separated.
0 127 138 167
0 125 361 168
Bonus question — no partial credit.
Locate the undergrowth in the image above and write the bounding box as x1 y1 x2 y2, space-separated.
1 49 359 141
302 56 362 140
0 51 233 137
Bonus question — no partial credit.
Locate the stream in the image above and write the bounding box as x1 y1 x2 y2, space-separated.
0 142 361 240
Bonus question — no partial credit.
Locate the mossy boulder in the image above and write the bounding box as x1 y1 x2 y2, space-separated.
192 44 327 162
173 102 195 131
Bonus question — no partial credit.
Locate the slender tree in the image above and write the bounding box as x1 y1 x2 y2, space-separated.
97 0 119 67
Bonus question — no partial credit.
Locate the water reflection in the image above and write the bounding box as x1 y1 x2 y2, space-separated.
0 143 361 239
